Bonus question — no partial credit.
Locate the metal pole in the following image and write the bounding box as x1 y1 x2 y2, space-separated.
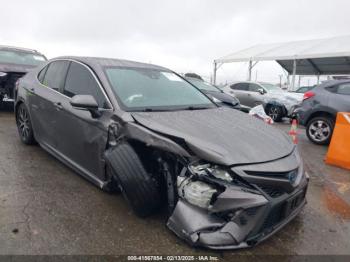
317 74 320 84
213 61 217 85
298 75 302 88
291 59 297 91
248 60 252 81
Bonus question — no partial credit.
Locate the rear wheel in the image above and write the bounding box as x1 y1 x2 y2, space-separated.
267 105 283 122
306 116 334 145
16 103 36 145
107 143 162 217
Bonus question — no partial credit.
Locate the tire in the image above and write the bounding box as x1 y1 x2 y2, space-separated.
267 105 283 122
16 103 36 145
306 116 334 145
106 143 162 217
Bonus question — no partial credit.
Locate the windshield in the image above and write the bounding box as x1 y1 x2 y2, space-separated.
260 83 281 91
186 77 219 92
105 67 215 111
0 50 46 66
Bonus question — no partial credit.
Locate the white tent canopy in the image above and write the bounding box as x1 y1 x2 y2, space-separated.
214 35 350 88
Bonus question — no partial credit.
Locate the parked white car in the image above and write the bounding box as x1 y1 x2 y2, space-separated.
223 81 303 121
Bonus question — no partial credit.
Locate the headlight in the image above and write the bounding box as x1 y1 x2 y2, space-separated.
0 72 7 77
177 176 217 209
177 162 233 209
189 162 233 182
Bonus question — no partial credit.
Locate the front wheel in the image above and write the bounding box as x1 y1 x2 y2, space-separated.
16 103 36 145
106 143 162 217
306 116 334 145
267 105 283 122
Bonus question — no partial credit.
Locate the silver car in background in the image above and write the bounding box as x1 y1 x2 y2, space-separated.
223 81 303 122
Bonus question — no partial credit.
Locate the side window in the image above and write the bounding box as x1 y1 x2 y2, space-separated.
231 83 249 91
42 61 70 91
249 83 261 92
63 62 109 109
38 66 48 83
336 83 350 95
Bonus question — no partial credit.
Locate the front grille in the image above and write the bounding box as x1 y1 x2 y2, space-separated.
259 189 306 234
261 204 285 230
259 185 285 198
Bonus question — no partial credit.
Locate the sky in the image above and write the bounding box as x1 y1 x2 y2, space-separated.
1 0 350 86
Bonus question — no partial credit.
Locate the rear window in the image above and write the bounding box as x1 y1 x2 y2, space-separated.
336 83 350 95
0 50 46 66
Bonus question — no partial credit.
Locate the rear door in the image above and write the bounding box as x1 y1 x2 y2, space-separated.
230 83 250 106
29 60 70 148
54 61 113 180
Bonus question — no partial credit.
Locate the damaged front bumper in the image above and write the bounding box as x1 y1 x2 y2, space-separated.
167 153 308 250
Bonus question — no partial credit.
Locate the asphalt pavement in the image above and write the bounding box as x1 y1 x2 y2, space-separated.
1 106 350 258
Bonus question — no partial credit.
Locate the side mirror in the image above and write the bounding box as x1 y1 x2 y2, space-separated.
258 88 265 95
70 95 101 118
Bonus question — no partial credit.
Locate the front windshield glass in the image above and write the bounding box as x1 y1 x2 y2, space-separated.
0 50 46 66
260 83 281 91
186 78 219 92
105 67 215 111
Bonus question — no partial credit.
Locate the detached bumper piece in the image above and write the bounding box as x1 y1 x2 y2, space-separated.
167 179 307 250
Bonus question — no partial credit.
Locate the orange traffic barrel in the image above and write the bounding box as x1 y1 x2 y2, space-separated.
325 112 350 170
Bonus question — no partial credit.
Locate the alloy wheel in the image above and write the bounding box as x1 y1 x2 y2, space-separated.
17 106 30 141
308 120 331 143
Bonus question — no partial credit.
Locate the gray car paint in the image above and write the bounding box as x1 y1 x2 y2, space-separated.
297 80 350 126
131 108 294 166
15 56 307 250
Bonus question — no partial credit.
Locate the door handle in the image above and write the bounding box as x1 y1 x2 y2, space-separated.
54 102 63 110
29 87 35 93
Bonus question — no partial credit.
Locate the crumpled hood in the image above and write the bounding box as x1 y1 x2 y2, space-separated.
0 63 36 73
131 107 294 166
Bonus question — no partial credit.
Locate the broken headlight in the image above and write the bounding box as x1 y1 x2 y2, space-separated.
177 176 217 209
176 163 234 209
189 162 233 183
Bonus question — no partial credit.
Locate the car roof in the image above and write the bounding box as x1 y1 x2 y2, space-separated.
55 56 170 71
316 79 350 89
0 45 44 55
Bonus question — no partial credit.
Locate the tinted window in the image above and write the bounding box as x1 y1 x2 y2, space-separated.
336 83 350 95
64 62 109 109
231 83 249 91
0 50 46 66
38 66 48 83
42 61 70 91
249 83 261 92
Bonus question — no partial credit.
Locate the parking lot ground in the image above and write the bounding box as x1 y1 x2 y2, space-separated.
1 107 350 257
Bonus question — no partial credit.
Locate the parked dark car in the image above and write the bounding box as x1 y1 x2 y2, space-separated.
15 56 308 250
0 45 46 107
184 76 250 113
296 80 350 145
293 86 315 94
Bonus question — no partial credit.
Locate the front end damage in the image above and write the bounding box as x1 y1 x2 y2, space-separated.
167 152 308 250
105 119 308 250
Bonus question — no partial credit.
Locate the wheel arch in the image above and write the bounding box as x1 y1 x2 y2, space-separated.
305 111 336 126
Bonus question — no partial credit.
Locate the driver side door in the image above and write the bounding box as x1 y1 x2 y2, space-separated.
248 83 265 107
55 61 113 181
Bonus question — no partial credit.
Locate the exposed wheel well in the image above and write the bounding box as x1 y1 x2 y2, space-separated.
306 111 335 126
108 139 186 208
